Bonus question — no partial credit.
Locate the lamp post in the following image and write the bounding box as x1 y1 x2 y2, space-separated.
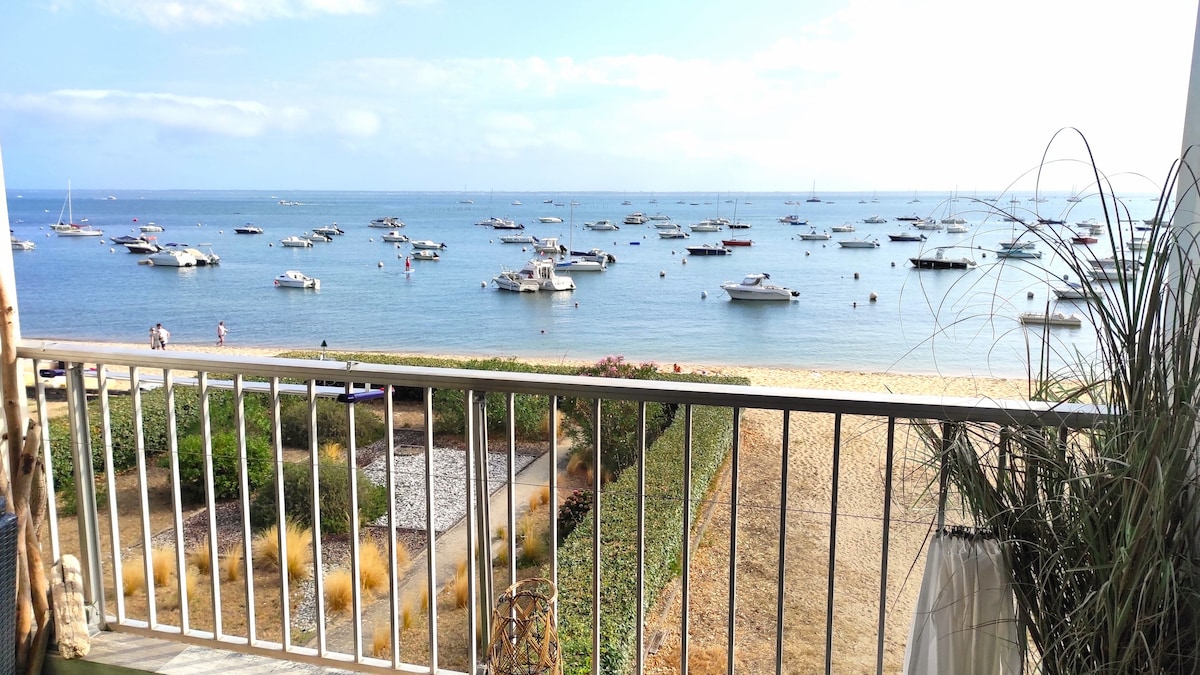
320 340 328 361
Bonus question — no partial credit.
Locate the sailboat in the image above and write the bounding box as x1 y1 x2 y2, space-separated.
806 181 821 203
55 181 103 237
1066 185 1082 203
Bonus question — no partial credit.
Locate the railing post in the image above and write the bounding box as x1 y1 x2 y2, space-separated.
65 364 102 633
472 391 494 650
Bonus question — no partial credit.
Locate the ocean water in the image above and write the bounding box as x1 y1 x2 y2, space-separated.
6 189 1160 378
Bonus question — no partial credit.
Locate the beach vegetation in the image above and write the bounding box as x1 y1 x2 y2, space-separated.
248 458 388 535
927 136 1200 673
121 561 145 596
251 521 313 581
358 538 389 596
150 547 172 588
175 431 272 503
220 545 243 582
277 396 387 450
324 569 354 614
370 623 390 659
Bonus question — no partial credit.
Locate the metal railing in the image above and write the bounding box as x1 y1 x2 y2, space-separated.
18 340 1103 674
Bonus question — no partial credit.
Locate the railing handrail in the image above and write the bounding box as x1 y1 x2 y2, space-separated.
17 339 1106 427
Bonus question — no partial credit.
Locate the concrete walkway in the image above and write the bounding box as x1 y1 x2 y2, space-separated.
319 448 562 656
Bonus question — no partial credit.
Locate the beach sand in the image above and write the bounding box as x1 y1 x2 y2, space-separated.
24 339 1031 672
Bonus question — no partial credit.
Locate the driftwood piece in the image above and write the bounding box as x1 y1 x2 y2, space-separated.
50 556 88 660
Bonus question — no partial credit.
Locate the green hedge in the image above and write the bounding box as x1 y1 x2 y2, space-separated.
277 396 388 449
553 394 741 674
176 431 274 504
249 459 389 535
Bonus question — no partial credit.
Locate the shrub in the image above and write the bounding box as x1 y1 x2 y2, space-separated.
249 459 389 536
556 489 592 544
187 542 211 575
371 624 390 658
359 538 388 596
122 562 145 596
395 539 411 572
324 569 354 613
221 546 243 582
151 547 173 588
176 431 273 504
278 397 387 450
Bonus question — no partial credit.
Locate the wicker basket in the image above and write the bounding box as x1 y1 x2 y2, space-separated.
486 577 561 675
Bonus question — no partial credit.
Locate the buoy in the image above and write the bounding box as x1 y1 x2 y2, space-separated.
274 279 279 286
218 229 223 234
853 272 860 279
660 270 666 277
890 261 895 267
369 238 374 242
682 258 687 265
378 261 384 267
701 291 708 299
870 292 878 302
1062 274 1070 281
481 281 486 287
574 302 579 308
109 248 115 253
982 253 987 258
852 302 857 308
1027 291 1035 299
805 251 810 256
268 243 273 247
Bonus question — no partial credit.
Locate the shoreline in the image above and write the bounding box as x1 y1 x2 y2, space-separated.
19 338 1035 401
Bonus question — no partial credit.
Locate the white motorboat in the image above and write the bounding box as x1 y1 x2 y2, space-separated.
494 258 575 292
533 237 564 254
721 273 798 301
139 223 164 233
370 216 404 228
10 237 35 251
659 227 689 239
912 219 943 231
499 234 536 244
1087 257 1140 281
381 231 409 243
312 224 345 237
183 246 220 266
275 270 320 289
648 213 672 221
998 240 1035 250
837 238 880 248
556 258 607 272
410 240 447 250
798 229 831 241
779 215 808 225
1052 281 1096 300
945 223 970 234
538 216 563 224
584 220 619 231
124 241 161 254
888 232 926 242
305 232 332 242
280 236 313 248
490 219 524 230
996 247 1042 259
653 220 682 229
830 223 855 233
686 244 732 256
410 250 440 261
624 212 649 225
569 248 616 263
1019 312 1083 327
147 248 198 267
511 200 523 206
862 215 888 224
234 224 263 234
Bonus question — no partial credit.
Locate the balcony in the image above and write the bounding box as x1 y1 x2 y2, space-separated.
18 340 1098 674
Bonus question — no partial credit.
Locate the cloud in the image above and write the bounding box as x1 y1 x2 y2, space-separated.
1 89 307 137
91 0 434 29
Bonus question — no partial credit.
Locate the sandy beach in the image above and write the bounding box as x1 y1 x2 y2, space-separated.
24 338 1032 672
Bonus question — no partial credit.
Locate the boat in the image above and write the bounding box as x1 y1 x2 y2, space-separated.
410 250 440 261
584 220 620 231
124 241 162 254
234 224 263 234
10 236 35 251
139 224 164 233
946 223 970 234
830 223 855 233
910 248 977 270
721 273 799 301
110 234 147 245
1019 312 1083 328
940 216 967 225
797 229 831 241
490 219 523 230
648 213 672 221
998 240 1036 250
1087 257 1140 281
147 248 198 267
806 182 821 203
499 233 536 244
913 219 943 231
312 224 345 237
895 215 922 222
556 258 607 272
538 216 563 224
410 240 447 249
996 248 1043 259
721 238 753 247
686 244 732 256
370 216 403 228
280 236 313 248
1066 185 1082 203
533 237 565 255
511 200 522 206
1052 281 1096 300
1127 238 1151 252
690 220 723 232
862 215 888 224
658 227 689 239
726 220 751 229
570 248 616 263
182 246 220 265
778 215 808 225
305 232 332 243
494 258 575 292
381 231 409 243
1037 218 1065 226
57 223 104 237
653 220 683 229
624 212 649 225
837 238 881 248
1071 233 1098 245
888 232 927 242
275 270 320 289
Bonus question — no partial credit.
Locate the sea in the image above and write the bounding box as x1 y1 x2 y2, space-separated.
4 189 1161 379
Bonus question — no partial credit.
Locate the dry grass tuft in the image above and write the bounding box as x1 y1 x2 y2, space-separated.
122 561 146 597
400 599 414 632
319 442 345 462
164 570 198 610
519 529 547 567
151 547 173 588
495 524 507 540
395 539 411 572
325 569 354 613
517 513 539 543
420 587 429 613
253 525 281 566
370 623 391 659
285 524 314 581
186 541 211 575
538 485 551 506
566 453 587 478
359 539 389 596
494 540 508 567
221 545 243 582
528 493 542 513
443 561 469 608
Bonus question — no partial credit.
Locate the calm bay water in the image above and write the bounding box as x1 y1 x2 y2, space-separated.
6 189 1158 378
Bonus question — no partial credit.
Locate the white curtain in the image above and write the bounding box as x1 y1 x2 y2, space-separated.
902 532 1021 675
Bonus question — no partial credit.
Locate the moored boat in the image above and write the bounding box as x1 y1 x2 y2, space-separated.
798 229 831 241
721 238 753 247
280 236 313 247
493 258 575 292
910 248 977 270
275 270 320 289
370 216 404 228
686 244 732 256
721 273 798 301
410 240 447 250
862 215 888 224
888 232 926 242
234 223 263 234
1019 311 1083 327
837 238 880 248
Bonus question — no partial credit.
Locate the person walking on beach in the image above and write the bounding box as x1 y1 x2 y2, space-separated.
216 320 228 347
156 323 170 350
150 326 160 350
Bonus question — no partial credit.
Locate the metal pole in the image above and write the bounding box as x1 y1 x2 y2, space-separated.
66 364 102 631
473 392 494 645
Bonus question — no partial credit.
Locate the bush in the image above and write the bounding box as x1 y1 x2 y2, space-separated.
176 431 273 504
278 397 387 450
556 489 593 544
250 459 389 535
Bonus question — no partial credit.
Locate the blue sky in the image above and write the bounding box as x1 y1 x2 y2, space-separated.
0 0 1195 192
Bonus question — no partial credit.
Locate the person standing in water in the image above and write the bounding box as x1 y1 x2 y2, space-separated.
216 321 228 346
156 323 170 350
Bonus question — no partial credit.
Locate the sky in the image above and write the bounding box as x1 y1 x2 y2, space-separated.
0 0 1196 192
